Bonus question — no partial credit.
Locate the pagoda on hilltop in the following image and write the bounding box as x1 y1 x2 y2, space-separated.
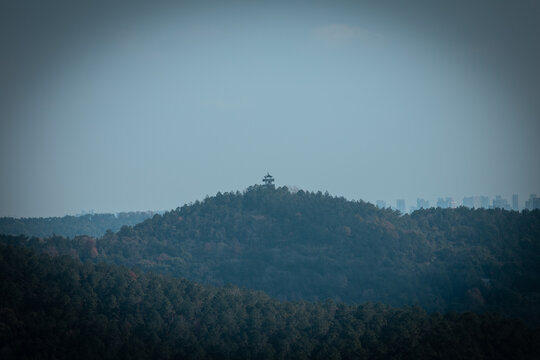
262 173 275 188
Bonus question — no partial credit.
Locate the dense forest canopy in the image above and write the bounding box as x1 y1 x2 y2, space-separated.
2 186 540 326
1 244 538 360
0 211 157 238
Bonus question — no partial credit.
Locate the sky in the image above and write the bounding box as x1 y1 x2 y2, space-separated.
1 0 539 217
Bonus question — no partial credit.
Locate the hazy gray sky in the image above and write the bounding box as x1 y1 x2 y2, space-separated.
1 0 539 217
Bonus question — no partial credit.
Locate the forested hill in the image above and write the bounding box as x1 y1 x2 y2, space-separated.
3 186 540 325
0 211 157 238
1 244 539 359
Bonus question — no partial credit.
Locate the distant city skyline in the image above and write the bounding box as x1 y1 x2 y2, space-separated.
376 193 540 214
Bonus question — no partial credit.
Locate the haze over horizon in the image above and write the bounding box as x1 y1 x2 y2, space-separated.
1 0 539 217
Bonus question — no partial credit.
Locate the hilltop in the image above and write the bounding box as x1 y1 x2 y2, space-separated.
3 185 540 325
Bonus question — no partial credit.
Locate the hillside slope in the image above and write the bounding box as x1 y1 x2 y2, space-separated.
1 244 538 360
3 186 540 324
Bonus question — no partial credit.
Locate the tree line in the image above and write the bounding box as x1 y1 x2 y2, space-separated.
0 211 157 238
1 244 538 359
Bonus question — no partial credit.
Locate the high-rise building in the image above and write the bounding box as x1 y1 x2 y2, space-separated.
525 194 540 210
463 196 474 208
396 199 406 214
512 194 519 211
478 196 489 208
463 196 491 209
492 195 511 210
436 198 445 208
417 198 429 209
376 200 386 208
436 197 454 208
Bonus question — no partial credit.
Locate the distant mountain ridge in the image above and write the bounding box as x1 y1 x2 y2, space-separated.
3 185 540 325
0 211 158 238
